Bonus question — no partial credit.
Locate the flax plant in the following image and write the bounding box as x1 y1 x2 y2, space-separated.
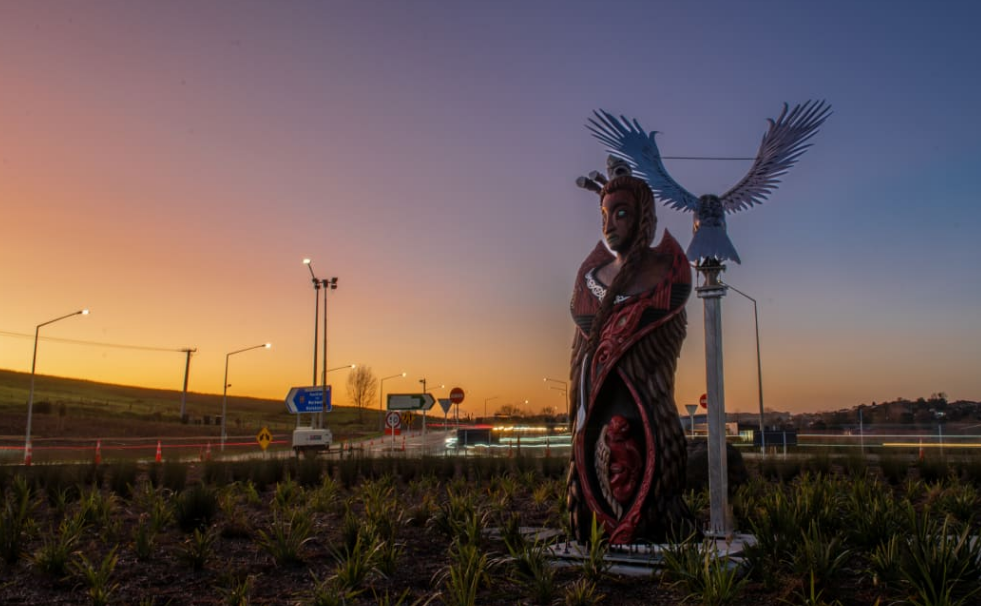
0 477 33 565
304 571 362 606
661 539 747 606
900 508 981 606
256 508 315 567
561 578 606 606
219 572 254 606
218 487 252 539
178 527 216 571
843 477 903 550
31 512 87 576
504 533 558 605
132 514 156 561
71 547 119 606
273 475 304 511
332 533 380 592
435 539 494 606
787 521 851 593
580 515 611 583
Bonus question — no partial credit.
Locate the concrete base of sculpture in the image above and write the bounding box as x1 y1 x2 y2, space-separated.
545 533 757 577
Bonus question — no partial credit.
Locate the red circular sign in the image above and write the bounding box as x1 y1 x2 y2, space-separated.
699 393 708 409
449 387 465 404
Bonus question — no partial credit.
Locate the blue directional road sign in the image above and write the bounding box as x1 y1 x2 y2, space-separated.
285 386 332 413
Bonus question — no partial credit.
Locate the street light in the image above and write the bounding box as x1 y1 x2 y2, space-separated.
484 395 500 422
221 342 270 452
544 377 570 418
303 259 320 387
720 280 765 456
379 371 407 431
303 258 338 430
24 309 89 464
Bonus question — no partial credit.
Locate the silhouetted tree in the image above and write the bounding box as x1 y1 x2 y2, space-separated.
346 366 377 422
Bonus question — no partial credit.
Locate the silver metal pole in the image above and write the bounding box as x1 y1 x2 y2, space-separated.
698 265 730 537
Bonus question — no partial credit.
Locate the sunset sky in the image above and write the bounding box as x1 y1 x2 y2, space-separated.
2 1 980 419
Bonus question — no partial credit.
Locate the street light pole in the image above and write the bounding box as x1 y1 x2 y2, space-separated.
544 377 570 419
303 259 338 431
24 309 89 464
179 348 197 422
221 343 270 452
720 280 766 456
303 259 320 387
484 396 500 422
320 276 337 430
379 372 407 431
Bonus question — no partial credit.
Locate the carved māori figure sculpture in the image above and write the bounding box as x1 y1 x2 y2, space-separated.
567 158 695 544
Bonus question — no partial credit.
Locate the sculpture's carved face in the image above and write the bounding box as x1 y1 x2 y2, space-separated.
605 415 642 504
600 190 637 254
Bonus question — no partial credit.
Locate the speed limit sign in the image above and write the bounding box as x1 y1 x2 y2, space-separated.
386 411 401 428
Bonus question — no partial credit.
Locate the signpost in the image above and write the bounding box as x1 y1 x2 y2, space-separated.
285 386 333 413
438 398 452 426
685 404 698 438
449 387 465 425
386 411 401 448
387 393 435 411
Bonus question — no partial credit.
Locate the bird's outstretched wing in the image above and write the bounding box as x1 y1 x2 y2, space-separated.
587 110 699 213
720 100 832 213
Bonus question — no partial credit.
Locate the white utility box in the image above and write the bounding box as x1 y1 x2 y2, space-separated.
292 427 332 456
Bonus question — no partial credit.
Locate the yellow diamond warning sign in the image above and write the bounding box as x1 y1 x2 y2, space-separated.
256 426 273 451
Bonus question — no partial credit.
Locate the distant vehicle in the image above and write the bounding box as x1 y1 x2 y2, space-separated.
292 427 332 456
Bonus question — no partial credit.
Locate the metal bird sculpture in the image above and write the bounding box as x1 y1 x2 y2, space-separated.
587 100 831 264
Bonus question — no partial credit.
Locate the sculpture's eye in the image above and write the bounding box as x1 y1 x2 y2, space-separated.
616 209 627 219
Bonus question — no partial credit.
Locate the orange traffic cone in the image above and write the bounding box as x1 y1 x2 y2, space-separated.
95 439 102 465
155 440 162 463
24 442 32 466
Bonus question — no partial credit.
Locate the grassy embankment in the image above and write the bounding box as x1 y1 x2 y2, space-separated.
0 369 380 451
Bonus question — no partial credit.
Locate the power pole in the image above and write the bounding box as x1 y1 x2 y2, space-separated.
179 348 196 422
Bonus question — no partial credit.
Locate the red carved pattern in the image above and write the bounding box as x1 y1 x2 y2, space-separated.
575 367 657 544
